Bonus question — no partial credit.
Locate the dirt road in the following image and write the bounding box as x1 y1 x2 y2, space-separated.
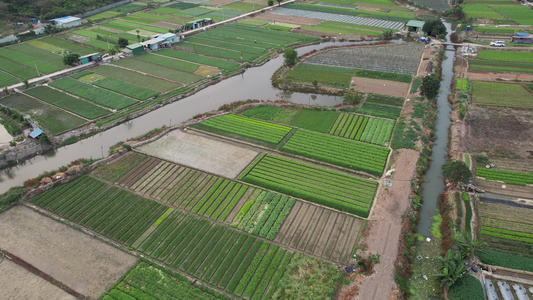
355 149 420 300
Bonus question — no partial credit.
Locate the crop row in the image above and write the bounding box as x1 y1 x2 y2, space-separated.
121 159 254 222
157 49 243 75
24 86 109 120
31 175 166 244
50 77 139 110
240 154 378 217
0 48 62 75
328 113 368 140
481 226 533 244
192 114 291 147
234 191 296 240
476 168 533 186
366 93 405 107
93 76 158 100
306 44 422 75
273 8 405 29
281 129 390 176
93 152 148 183
359 118 394 146
357 102 402 120
136 210 293 297
102 261 225 300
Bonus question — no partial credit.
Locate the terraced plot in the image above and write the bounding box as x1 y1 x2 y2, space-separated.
281 129 390 176
50 77 138 110
103 261 226 300
30 176 167 244
191 114 292 147
24 86 109 120
306 43 423 75
0 93 86 134
135 210 293 298
232 191 296 240
275 201 365 264
272 8 404 30
30 173 294 299
478 200 533 271
329 113 369 140
112 157 256 222
239 154 378 217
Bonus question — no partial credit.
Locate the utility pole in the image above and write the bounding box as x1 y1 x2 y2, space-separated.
33 60 40 76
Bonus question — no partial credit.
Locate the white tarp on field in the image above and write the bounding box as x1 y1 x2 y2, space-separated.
271 8 405 30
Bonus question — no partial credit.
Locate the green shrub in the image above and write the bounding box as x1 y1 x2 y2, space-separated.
448 275 484 300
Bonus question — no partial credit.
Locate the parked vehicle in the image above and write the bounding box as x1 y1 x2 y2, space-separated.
489 41 506 47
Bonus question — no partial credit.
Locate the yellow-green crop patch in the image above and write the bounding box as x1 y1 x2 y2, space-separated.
77 73 106 83
27 40 65 54
472 81 533 108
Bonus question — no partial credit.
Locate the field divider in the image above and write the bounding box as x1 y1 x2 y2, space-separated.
19 91 91 121
90 153 367 262
186 126 379 179
45 84 114 112
274 128 297 150
132 207 174 248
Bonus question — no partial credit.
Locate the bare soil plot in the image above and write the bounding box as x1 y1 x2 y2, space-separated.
466 106 533 158
350 76 410 98
274 201 364 264
137 129 259 178
253 13 322 26
0 259 76 300
0 206 137 299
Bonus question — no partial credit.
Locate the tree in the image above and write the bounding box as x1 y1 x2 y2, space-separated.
456 231 482 260
343 90 363 105
434 249 467 289
62 53 80 66
277 0 282 6
422 19 447 37
267 0 274 5
136 29 141 42
420 74 440 99
445 5 466 20
442 161 472 185
118 37 129 48
283 48 297 67
382 29 394 40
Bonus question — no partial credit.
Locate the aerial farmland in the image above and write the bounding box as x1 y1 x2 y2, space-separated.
1 0 533 298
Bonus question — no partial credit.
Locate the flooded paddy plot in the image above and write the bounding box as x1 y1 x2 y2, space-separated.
0 206 137 299
137 130 259 178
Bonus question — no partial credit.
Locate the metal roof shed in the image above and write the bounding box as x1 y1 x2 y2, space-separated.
406 20 425 35
125 43 145 56
50 16 82 28
29 128 43 138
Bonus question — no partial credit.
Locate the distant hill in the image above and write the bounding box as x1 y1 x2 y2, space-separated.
1 0 123 20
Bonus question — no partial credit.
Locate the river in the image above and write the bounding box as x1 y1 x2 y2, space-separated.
417 21 455 237
0 40 390 193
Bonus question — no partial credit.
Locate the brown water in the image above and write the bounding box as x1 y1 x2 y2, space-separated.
0 40 387 193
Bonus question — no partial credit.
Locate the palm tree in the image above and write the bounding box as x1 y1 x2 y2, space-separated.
136 30 141 42
434 249 467 289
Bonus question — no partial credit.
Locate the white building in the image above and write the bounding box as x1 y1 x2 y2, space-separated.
50 16 82 28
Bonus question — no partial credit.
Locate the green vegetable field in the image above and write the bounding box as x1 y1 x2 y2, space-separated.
281 129 390 176
239 154 378 217
191 114 292 147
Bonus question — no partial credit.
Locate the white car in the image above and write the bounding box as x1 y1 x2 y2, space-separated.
490 41 505 47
